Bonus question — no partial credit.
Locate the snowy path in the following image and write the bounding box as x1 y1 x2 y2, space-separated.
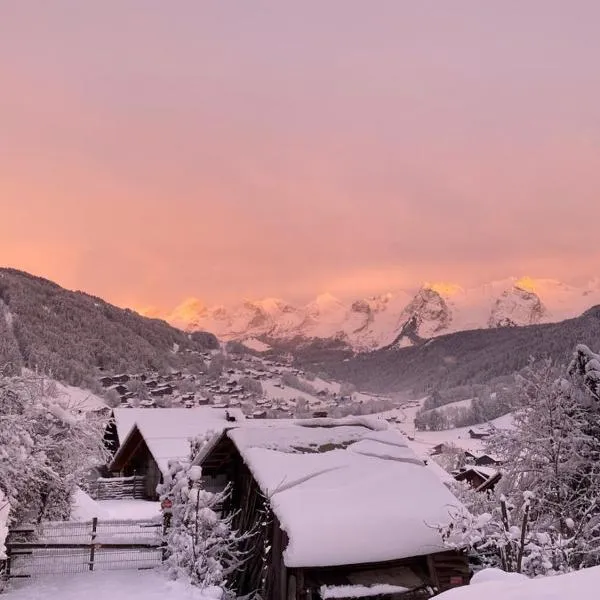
2 570 222 600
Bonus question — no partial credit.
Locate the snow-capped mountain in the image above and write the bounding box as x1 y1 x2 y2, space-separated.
162 277 600 351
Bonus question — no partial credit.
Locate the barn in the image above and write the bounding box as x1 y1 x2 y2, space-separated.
196 417 470 599
106 407 245 499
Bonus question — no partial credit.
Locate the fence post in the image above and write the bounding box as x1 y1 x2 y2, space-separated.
89 517 98 571
161 511 171 563
2 552 10 581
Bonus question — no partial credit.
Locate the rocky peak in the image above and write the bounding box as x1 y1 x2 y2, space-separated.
488 285 546 328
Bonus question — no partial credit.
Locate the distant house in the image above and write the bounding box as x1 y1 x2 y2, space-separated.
312 410 328 418
467 427 493 440
105 407 246 498
430 443 453 456
195 419 469 599
150 384 174 397
454 466 502 493
463 451 502 467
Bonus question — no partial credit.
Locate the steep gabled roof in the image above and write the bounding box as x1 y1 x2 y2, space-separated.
109 407 246 474
200 417 463 568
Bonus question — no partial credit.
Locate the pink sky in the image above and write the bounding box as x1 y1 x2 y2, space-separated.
1 1 599 310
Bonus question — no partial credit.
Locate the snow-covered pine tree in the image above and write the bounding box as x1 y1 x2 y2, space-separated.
158 433 247 598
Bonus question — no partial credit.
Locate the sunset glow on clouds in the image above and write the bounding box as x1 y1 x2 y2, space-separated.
1 1 599 311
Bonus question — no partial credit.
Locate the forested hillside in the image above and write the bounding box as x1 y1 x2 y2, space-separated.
0 268 218 386
294 305 600 394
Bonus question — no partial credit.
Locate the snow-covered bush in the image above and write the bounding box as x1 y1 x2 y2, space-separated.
0 372 108 524
158 434 247 596
443 356 600 574
440 491 570 576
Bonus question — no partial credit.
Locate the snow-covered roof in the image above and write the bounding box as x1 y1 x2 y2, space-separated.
112 408 139 443
468 465 500 478
224 418 462 568
111 407 246 475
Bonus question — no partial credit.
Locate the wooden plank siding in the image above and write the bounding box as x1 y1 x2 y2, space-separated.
198 433 471 599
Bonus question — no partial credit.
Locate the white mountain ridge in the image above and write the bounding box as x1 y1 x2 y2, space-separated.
164 277 600 351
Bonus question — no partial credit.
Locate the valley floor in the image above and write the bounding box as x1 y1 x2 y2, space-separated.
2 570 222 600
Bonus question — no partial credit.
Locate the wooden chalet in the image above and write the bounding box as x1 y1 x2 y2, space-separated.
105 407 245 499
454 466 502 493
463 451 502 467
196 418 470 600
467 427 493 440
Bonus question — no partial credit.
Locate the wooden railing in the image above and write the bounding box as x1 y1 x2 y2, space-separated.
88 476 147 500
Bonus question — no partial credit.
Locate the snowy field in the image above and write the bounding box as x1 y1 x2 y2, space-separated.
2 570 223 600
378 403 514 457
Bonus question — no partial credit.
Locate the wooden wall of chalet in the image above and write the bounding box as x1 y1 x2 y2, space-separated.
201 435 470 599
286 550 469 599
202 436 288 599
109 428 162 500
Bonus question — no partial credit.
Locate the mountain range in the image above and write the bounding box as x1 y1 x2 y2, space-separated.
2 268 600 397
296 304 600 395
160 277 600 350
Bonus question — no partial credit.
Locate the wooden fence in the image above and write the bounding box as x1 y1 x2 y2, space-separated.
88 476 147 500
3 517 165 579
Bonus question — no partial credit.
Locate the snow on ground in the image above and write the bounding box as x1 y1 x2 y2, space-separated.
240 337 271 352
262 379 320 405
19 370 108 412
309 376 341 394
96 500 162 520
71 488 111 521
71 489 161 521
437 566 600 599
2 570 224 600
55 382 107 412
378 403 514 457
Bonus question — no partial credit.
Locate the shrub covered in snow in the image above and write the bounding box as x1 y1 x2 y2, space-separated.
444 355 600 575
0 372 108 524
158 434 247 597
